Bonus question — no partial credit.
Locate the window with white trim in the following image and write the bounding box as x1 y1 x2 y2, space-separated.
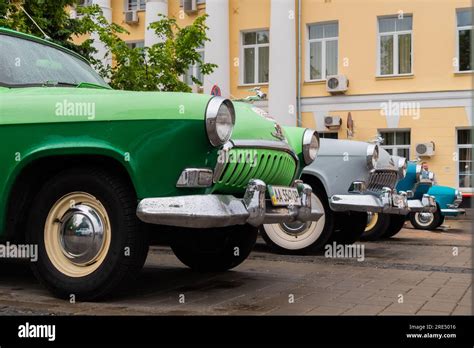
378 15 413 76
308 22 338 80
242 30 269 84
457 129 473 188
457 9 472 72
379 130 411 159
126 0 146 11
184 47 205 85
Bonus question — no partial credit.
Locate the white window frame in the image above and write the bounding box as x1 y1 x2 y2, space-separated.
455 8 473 73
456 128 473 191
184 47 205 86
376 15 414 77
379 129 411 159
306 21 339 82
240 29 270 86
125 0 146 11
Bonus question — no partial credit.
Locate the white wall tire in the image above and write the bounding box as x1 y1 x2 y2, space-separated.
409 207 442 230
261 183 334 253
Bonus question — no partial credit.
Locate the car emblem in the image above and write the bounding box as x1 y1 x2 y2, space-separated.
272 123 286 141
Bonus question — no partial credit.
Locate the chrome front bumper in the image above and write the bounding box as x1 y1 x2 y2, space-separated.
136 179 324 228
408 194 437 213
330 188 437 215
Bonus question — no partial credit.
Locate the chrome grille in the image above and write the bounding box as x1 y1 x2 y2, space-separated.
367 170 398 192
213 148 297 194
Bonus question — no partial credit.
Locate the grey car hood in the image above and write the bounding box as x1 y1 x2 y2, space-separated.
302 138 398 197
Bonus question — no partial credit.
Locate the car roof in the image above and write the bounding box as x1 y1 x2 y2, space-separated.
0 27 91 65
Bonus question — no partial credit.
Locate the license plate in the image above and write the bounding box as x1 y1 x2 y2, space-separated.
268 185 301 206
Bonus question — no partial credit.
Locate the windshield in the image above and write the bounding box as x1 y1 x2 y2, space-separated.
0 34 109 88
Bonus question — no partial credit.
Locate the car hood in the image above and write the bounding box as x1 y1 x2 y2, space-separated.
1 87 283 143
316 138 397 171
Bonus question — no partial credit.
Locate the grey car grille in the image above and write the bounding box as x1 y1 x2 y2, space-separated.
367 170 398 192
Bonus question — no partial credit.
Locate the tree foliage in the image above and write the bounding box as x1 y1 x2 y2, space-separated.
0 0 216 92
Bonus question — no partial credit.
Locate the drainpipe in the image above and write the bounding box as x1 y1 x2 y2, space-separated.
297 0 302 127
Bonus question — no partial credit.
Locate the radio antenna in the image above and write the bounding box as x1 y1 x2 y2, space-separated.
18 5 51 40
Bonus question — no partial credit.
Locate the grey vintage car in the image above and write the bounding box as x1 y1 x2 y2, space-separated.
261 138 436 253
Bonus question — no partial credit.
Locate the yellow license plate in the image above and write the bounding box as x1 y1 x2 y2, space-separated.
268 185 301 206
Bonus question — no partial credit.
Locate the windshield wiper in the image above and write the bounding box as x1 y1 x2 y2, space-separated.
41 81 110 89
42 80 78 87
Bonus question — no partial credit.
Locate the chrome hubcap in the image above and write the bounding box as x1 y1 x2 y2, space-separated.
417 212 434 225
59 204 105 265
280 221 312 237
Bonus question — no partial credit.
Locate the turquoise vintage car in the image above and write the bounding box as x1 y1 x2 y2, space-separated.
0 28 322 300
397 161 464 230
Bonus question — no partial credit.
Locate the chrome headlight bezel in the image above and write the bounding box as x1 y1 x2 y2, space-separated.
302 129 320 165
366 144 379 170
205 97 236 147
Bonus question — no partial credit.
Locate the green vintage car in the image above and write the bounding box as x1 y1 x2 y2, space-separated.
0 28 321 300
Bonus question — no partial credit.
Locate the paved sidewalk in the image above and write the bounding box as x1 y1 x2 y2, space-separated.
0 219 471 315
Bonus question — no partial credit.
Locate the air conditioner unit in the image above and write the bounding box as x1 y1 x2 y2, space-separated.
183 0 198 14
415 142 436 157
124 10 139 24
324 116 342 129
326 75 349 94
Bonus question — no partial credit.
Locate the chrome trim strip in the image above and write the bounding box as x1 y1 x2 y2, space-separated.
441 208 466 215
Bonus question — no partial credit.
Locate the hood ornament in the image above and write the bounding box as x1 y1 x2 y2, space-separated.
272 123 286 141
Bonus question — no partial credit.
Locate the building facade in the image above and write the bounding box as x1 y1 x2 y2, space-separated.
79 0 473 191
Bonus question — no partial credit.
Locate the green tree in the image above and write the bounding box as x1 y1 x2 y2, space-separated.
1 0 216 92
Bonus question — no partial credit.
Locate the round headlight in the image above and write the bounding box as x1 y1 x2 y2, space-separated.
366 144 379 170
302 129 319 164
205 97 235 147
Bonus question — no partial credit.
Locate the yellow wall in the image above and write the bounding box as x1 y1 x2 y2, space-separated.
301 0 472 97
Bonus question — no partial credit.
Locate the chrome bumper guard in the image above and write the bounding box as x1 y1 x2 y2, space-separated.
136 179 324 228
408 194 437 213
329 188 411 215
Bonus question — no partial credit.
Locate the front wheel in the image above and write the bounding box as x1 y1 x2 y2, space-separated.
170 225 258 272
261 185 334 254
26 167 149 301
409 207 442 230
